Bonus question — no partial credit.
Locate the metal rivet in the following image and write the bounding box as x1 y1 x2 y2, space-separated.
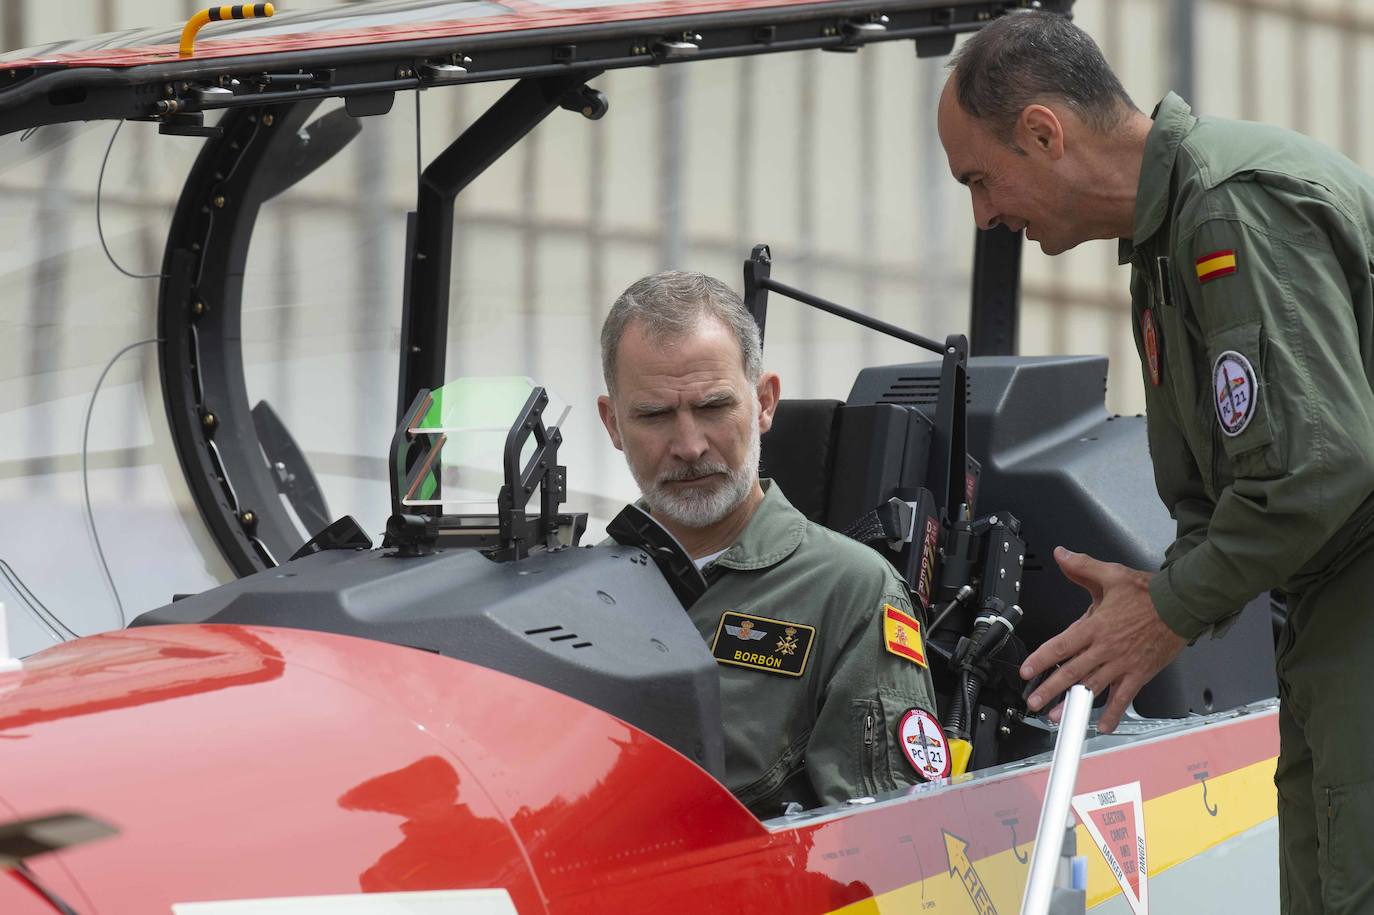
241 511 256 526
201 413 218 429
262 113 275 126
212 195 226 208
191 300 206 316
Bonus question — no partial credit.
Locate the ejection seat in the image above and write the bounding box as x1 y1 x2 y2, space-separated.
759 398 934 536
759 354 1278 761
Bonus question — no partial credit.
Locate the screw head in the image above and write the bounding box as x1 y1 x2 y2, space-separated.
262 113 275 126
191 300 206 316
212 195 226 208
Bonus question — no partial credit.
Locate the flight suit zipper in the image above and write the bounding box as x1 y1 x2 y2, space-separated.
1325 786 1334 879
855 701 881 796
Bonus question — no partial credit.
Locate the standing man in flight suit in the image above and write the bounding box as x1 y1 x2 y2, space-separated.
937 11 1374 914
597 270 942 817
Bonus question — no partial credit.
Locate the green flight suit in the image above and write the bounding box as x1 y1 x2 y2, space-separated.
1125 93 1374 915
689 480 939 817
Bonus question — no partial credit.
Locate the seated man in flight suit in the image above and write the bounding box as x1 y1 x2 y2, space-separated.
596 270 942 817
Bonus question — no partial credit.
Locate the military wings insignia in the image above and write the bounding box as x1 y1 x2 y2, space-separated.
712 612 816 677
724 619 768 641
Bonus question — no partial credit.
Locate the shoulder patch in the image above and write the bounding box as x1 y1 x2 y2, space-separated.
711 611 815 677
882 604 927 668
1213 349 1257 436
898 708 950 780
1141 308 1162 387
1195 249 1237 283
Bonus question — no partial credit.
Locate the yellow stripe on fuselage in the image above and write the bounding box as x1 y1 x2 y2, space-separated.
825 756 1277 914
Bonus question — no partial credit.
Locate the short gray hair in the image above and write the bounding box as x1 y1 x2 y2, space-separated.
948 11 1137 146
600 271 763 393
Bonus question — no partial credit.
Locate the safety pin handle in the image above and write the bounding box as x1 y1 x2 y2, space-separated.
180 4 275 58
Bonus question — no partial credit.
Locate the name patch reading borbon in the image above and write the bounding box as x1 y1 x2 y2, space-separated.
711 611 816 677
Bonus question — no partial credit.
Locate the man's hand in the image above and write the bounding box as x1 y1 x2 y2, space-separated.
1021 547 1187 733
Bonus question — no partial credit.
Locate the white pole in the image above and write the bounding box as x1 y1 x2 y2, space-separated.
1019 684 1094 915
0 601 21 672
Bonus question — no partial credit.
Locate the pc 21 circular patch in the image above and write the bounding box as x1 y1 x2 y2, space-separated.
898 708 951 780
1213 350 1257 437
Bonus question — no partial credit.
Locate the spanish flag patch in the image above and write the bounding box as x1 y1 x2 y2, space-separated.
1195 249 1237 283
883 604 927 668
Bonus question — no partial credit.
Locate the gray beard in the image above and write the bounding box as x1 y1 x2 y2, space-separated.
629 416 761 530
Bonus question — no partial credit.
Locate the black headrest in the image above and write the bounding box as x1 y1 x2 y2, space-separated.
759 399 842 524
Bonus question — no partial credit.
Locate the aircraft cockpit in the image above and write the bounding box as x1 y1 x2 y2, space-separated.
0 0 1276 816
0 5 1296 911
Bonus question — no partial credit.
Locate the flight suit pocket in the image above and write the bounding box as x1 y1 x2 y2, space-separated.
734 730 811 814
853 698 882 797
1320 780 1374 909
1205 321 1279 469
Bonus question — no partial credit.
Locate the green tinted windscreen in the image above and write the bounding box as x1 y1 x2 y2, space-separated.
402 377 568 508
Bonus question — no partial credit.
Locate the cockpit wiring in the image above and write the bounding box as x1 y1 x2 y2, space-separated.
96 122 167 281
82 338 162 628
0 559 78 643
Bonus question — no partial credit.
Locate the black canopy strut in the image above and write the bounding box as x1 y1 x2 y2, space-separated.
398 73 604 422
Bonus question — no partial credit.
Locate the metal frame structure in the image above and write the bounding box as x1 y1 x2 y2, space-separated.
969 223 1023 356
398 73 605 421
0 0 1071 575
